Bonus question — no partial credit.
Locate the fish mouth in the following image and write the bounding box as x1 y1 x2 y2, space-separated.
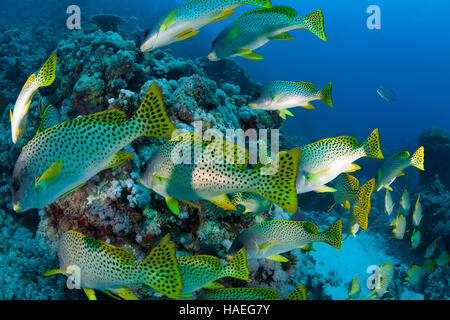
13 202 22 212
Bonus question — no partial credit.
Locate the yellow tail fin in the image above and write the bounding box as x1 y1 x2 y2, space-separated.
131 82 177 138
298 9 327 41
410 146 424 171
254 147 301 213
36 51 57 87
219 248 250 280
361 129 384 159
320 219 343 249
319 82 333 108
283 284 307 300
352 178 376 230
139 234 182 300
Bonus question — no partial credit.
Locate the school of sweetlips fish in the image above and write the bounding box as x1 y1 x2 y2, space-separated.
8 0 447 300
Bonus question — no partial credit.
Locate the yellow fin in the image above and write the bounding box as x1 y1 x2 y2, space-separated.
300 244 316 251
267 254 288 262
110 287 139 300
278 109 294 120
43 269 66 277
175 28 199 41
208 194 237 211
307 168 330 181
9 109 13 125
165 196 180 216
315 185 337 193
35 160 63 191
301 102 315 110
226 23 241 41
104 151 134 170
342 201 351 210
269 32 295 40
83 288 97 300
100 290 121 300
210 9 236 23
259 239 281 251
161 9 177 31
346 163 361 173
56 182 87 200
36 51 57 87
236 49 264 60
202 282 225 290
181 200 199 209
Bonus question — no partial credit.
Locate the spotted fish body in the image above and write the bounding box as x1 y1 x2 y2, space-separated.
375 147 424 192
249 81 333 116
399 186 411 215
12 82 176 212
177 248 249 294
385 188 395 216
10 51 57 144
142 132 301 213
209 6 326 61
405 265 423 285
228 219 342 260
200 284 307 300
297 129 383 194
390 213 407 240
46 231 182 300
141 0 272 52
412 193 423 226
347 275 361 300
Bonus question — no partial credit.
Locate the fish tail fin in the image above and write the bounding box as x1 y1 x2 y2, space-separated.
297 10 327 42
353 178 376 230
254 147 301 213
245 0 272 8
320 219 343 249
283 284 307 300
410 146 424 171
36 51 57 87
138 234 182 300
318 82 333 108
130 82 177 138
219 248 250 280
361 129 384 159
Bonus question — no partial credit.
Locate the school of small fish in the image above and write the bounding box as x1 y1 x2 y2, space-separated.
8 0 445 301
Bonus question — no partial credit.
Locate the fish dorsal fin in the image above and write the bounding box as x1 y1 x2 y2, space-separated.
35 160 63 191
239 5 298 19
259 239 281 251
392 151 410 159
178 255 222 268
83 109 128 125
36 105 61 135
83 235 136 265
296 82 315 92
297 221 320 234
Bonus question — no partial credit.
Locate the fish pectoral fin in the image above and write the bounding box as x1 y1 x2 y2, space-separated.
208 194 237 211
110 287 139 300
345 163 361 173
104 151 134 170
259 239 281 251
268 32 295 41
83 288 97 300
165 196 180 216
210 9 236 23
9 109 13 125
267 254 288 262
272 92 287 103
236 49 264 60
397 172 405 177
161 9 177 31
35 160 63 191
175 28 199 41
327 202 336 212
301 102 315 110
387 186 393 191
306 168 330 181
299 244 316 252
179 293 193 298
278 109 294 119
56 182 87 201
226 23 241 41
202 282 225 290
43 269 67 277
314 185 337 193
100 290 121 300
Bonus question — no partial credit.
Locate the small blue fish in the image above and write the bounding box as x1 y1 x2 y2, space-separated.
377 86 397 103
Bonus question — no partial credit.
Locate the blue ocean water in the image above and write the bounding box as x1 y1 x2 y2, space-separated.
0 0 449 302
